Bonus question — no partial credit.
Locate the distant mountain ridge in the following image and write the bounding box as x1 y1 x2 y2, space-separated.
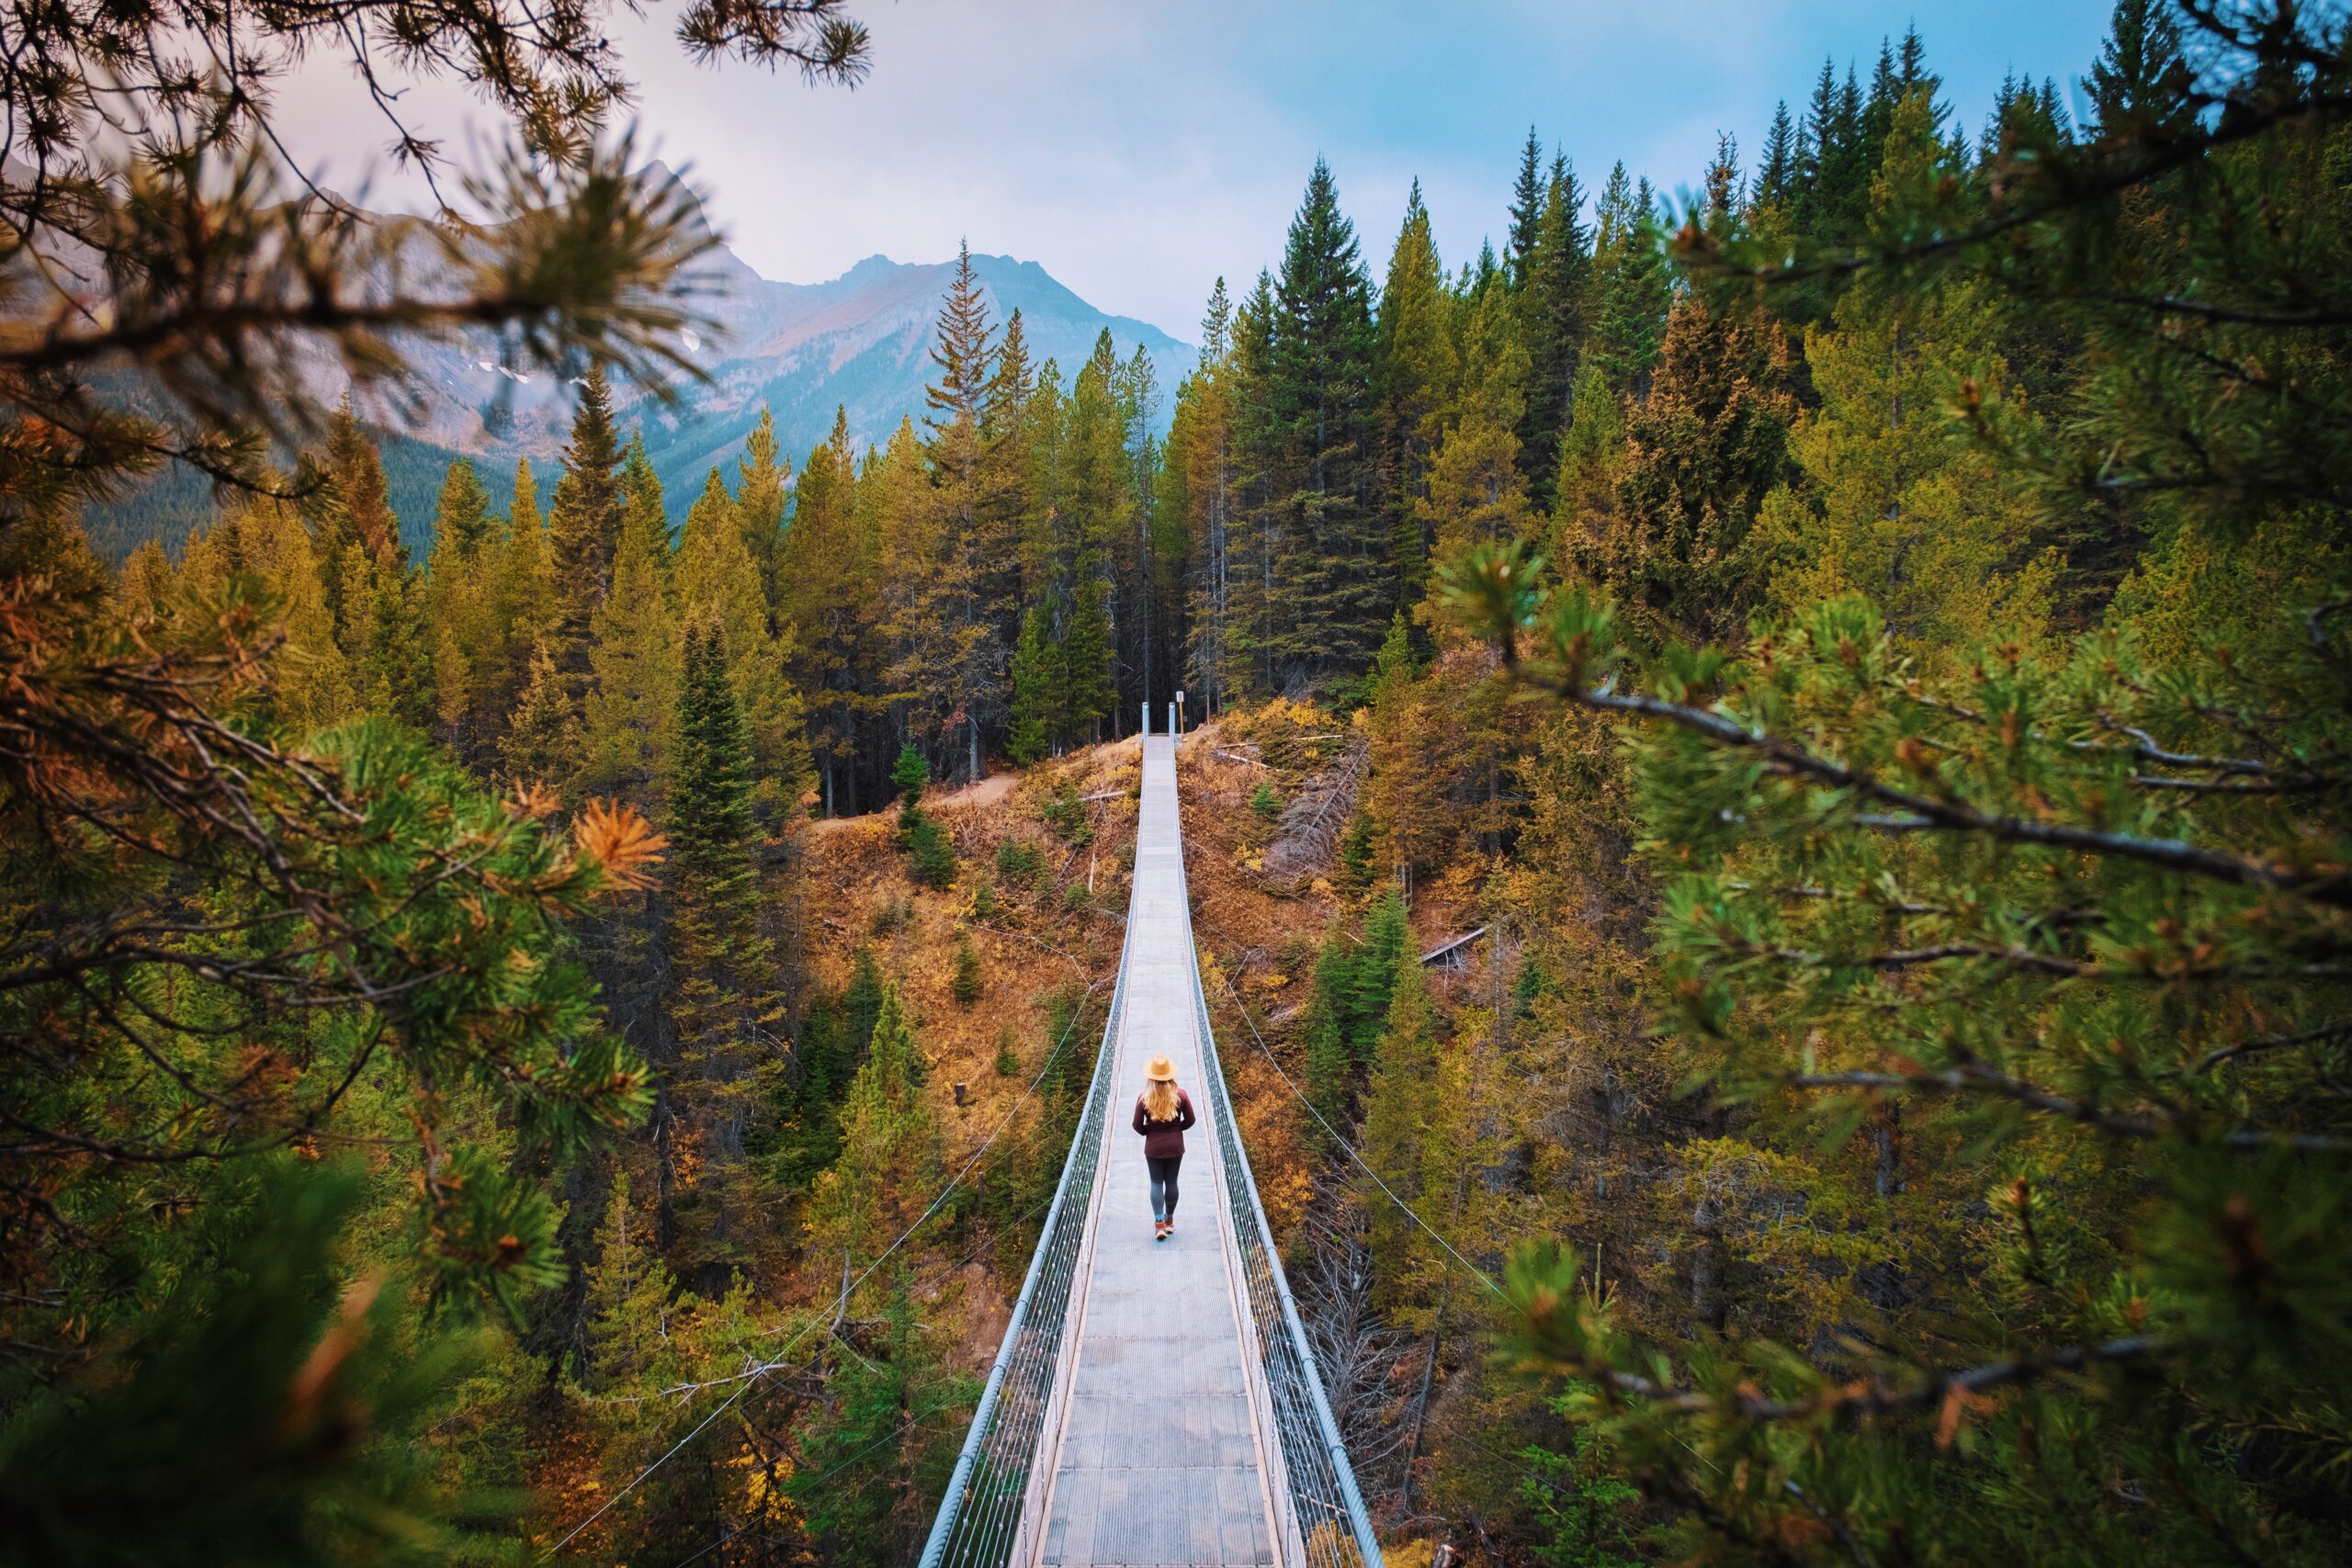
386 161 1193 517
89 167 1194 556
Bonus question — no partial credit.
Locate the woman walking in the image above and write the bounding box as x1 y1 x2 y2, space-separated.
1133 1055 1196 1240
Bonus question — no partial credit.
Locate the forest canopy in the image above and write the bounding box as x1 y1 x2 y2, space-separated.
4 1 2351 1565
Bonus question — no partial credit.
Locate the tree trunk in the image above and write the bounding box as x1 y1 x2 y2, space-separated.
1690 1194 1727 1331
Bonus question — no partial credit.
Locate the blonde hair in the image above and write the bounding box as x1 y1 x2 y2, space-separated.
1143 1077 1181 1123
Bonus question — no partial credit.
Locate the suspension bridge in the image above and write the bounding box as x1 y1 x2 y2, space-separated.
919 712 1382 1568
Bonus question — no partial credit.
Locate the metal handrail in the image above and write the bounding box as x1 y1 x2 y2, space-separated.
1170 753 1384 1568
915 906 1135 1568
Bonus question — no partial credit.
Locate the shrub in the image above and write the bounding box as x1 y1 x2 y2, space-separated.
994 840 1045 885
952 937 982 1007
993 1029 1020 1077
1060 882 1090 913
906 811 957 890
890 742 928 808
1040 785 1092 847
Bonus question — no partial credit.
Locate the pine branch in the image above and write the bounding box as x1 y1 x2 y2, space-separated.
1780 1066 2349 1153
1529 673 2352 910
1604 1334 2164 1424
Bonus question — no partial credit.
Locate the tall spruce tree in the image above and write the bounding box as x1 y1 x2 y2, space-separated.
922 240 1007 781
581 468 681 803
1506 127 1547 288
1268 158 1383 690
1518 153 1590 510
664 621 782 1288
1173 277 1244 715
1586 165 1670 392
548 364 627 670
735 408 793 629
1374 181 1455 615
782 409 885 817
2086 0 2189 134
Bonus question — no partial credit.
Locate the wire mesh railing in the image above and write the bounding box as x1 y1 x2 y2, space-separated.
915 910 1133 1568
1170 765 1384 1568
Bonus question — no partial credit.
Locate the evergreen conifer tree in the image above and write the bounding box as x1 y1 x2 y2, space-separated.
581 472 682 802
1373 181 1455 614
1505 127 1547 288
503 637 585 785
1006 607 1056 766
1268 158 1383 689
1518 155 1589 510
665 621 782 1285
735 408 793 625
548 365 626 667
492 457 560 724
2086 0 2188 134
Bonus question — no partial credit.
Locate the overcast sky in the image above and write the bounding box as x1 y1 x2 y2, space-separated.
273 0 2119 340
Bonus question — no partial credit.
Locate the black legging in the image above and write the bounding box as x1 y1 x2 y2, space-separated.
1148 1154 1182 1222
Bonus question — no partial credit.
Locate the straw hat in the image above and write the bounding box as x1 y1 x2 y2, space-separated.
1145 1055 1177 1081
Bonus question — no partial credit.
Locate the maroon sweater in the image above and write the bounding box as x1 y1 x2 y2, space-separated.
1132 1089 1196 1159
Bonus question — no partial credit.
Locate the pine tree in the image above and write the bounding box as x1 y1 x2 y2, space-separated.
1362 611 1451 885
492 456 559 725
424 459 500 757
890 742 928 809
1356 952 1442 1311
665 621 782 1285
1268 158 1383 690
1302 928 1362 1134
677 464 814 818
1755 99 1799 209
1170 279 1246 716
735 408 793 626
920 241 1009 781
2086 0 2188 135
1006 606 1056 766
1758 91 2056 649
1585 164 1669 394
1222 272 1283 701
547 364 626 667
321 396 404 570
501 637 585 786
581 1171 679 1392
816 981 936 1298
430 457 495 554
203 494 356 729
1350 887 1410 1066
359 564 436 729
1054 335 1128 742
782 409 885 816
951 936 981 1007
1418 283 1532 565
1117 342 1173 713
617 432 667 558
581 469 681 803
1505 127 1546 288
1589 291 1797 641
876 415 969 773
1373 181 1455 615
1518 154 1589 510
